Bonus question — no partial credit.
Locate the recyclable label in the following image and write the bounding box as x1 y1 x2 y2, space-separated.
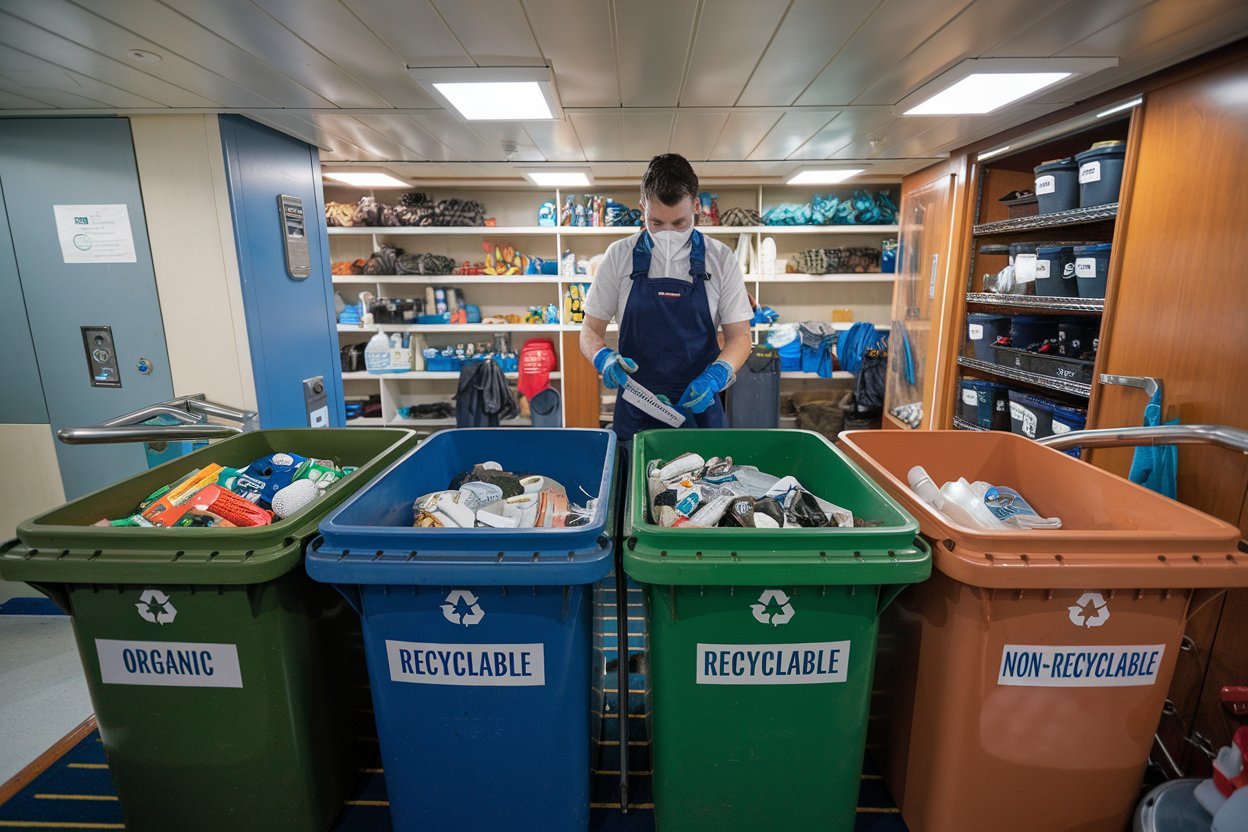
1035 175 1056 195
696 641 850 685
1014 254 1037 284
998 644 1165 687
968 323 984 340
1079 161 1102 183
963 389 979 406
96 639 242 688
386 640 545 687
1076 258 1098 278
1035 259 1051 279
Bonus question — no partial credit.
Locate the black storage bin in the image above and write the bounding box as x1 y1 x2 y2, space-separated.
1058 318 1099 358
1008 389 1055 440
1034 158 1079 214
1076 142 1127 207
1008 315 1059 349
959 379 1010 430
967 313 1008 361
1034 245 1077 298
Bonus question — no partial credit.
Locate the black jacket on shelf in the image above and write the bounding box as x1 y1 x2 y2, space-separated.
455 360 519 427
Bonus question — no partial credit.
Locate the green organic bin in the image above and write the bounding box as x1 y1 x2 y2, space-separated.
623 429 930 832
0 428 415 832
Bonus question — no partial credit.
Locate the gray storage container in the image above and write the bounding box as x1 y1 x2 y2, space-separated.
1076 142 1127 207
1034 158 1079 214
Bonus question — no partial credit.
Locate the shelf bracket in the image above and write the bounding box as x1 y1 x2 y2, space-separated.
1099 373 1162 399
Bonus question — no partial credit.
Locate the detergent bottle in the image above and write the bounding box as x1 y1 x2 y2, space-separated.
364 330 392 373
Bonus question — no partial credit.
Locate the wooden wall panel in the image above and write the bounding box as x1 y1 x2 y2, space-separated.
1087 54 1248 528
561 331 601 428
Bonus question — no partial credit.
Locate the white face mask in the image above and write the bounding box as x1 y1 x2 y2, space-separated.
651 226 694 270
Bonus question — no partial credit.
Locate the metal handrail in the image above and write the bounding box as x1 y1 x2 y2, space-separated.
57 394 257 446
1037 424 1248 454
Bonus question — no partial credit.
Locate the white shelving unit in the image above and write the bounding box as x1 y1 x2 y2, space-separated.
328 183 899 429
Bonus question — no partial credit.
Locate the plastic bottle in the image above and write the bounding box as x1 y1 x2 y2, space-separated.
364 331 391 373
907 467 944 509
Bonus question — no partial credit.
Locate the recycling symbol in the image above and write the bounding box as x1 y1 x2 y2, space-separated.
136 589 177 625
1068 591 1111 628
440 589 485 627
751 589 795 627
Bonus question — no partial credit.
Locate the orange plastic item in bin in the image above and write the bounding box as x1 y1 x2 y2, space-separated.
836 430 1248 832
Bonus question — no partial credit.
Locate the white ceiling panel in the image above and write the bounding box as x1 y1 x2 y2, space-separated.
569 111 625 160
49 0 335 109
339 0 469 67
2 0 278 108
708 111 784 160
0 87 52 107
796 0 974 105
429 0 545 66
245 111 374 160
0 48 165 108
737 0 884 106
866 104 1053 159
748 110 840 160
853 0 1082 106
352 115 453 161
464 121 548 162
1059 0 1241 57
622 111 676 161
246 0 439 108
680 0 792 106
305 114 434 161
524 0 619 107
408 111 501 160
0 13 219 107
523 120 589 162
785 108 891 159
614 0 700 106
668 110 731 161
982 0 1155 58
157 0 390 108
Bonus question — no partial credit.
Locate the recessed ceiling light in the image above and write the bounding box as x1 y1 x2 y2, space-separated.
1096 97 1143 118
905 73 1071 115
786 169 864 185
127 49 163 65
323 172 410 188
897 57 1118 116
524 171 591 187
409 67 562 122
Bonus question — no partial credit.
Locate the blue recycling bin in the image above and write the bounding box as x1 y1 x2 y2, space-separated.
307 428 616 832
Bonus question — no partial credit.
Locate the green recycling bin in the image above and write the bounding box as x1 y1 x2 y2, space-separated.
623 429 930 832
0 428 414 832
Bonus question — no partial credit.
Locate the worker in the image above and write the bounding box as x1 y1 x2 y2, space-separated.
581 154 753 443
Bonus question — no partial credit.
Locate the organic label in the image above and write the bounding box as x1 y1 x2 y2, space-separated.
963 389 979 406
96 639 242 688
386 640 545 687
696 641 850 685
1035 259 1051 279
1076 258 1098 278
1079 161 1102 183
968 324 984 340
998 644 1165 687
1035 175 1056 195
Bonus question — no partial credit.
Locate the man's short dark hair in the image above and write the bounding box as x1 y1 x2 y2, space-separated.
641 154 699 206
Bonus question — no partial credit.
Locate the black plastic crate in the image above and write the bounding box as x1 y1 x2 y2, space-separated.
992 345 1095 385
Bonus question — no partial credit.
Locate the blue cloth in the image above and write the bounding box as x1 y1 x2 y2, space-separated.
837 322 883 374
1128 389 1178 499
613 230 725 442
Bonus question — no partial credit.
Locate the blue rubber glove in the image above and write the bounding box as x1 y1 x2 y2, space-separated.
593 348 637 390
678 360 734 414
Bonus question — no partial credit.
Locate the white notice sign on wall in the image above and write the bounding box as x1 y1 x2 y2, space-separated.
53 204 137 264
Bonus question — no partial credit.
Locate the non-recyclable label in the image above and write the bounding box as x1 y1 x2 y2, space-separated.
998 644 1165 687
1076 258 1098 278
963 389 979 406
968 323 984 341
1079 161 1102 183
96 639 242 688
386 640 545 687
696 641 850 685
1035 259 1051 279
1035 174 1056 195
1014 253 1037 284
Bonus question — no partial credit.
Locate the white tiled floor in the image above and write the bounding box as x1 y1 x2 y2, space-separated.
0 615 92 784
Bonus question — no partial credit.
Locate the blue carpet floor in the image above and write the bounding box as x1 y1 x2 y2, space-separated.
0 577 906 831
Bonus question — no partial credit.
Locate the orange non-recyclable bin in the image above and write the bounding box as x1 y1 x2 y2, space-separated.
838 430 1248 832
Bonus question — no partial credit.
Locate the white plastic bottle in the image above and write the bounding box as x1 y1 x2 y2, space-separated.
364 331 392 374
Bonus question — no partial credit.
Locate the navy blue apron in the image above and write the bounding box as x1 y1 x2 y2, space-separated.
613 230 726 443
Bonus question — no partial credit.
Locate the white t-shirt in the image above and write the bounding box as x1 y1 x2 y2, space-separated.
584 231 754 330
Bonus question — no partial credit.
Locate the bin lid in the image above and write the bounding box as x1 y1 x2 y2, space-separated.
313 428 617 576
838 430 1248 589
623 429 930 587
0 428 416 586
